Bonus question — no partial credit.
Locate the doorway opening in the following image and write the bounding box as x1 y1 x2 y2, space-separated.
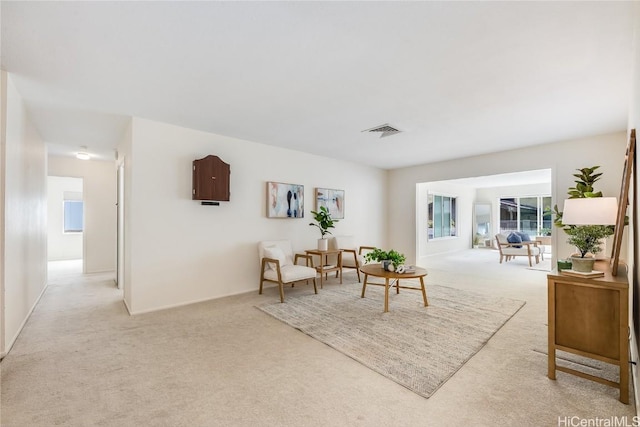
47 176 84 274
416 168 553 265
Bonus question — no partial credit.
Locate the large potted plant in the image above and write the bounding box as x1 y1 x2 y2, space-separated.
552 166 604 227
552 166 615 272
364 248 406 271
309 206 338 251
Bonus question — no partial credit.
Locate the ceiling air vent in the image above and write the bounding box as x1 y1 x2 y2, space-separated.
362 123 402 138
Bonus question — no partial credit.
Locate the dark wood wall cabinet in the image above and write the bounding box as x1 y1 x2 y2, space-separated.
547 261 629 403
192 155 230 204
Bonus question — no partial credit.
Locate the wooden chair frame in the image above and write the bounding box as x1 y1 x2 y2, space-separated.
495 234 541 267
259 253 317 303
336 245 377 282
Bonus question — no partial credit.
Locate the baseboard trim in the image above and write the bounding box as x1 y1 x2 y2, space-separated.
3 280 48 357
122 297 132 316
126 288 254 316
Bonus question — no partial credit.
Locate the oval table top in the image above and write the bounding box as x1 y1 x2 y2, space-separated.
359 263 427 279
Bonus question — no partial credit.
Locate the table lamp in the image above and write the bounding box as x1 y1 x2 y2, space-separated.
562 197 618 226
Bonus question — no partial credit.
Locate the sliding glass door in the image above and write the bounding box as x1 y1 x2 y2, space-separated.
499 195 551 236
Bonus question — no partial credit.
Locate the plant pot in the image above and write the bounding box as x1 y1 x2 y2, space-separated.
570 256 595 273
317 238 328 251
381 260 394 271
557 259 572 271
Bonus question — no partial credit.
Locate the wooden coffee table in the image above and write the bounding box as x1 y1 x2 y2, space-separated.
359 263 428 313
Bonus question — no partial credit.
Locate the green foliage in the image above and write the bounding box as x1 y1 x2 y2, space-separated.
553 166 603 230
473 233 482 245
308 206 338 237
567 166 603 199
551 165 616 258
364 248 406 268
566 225 614 258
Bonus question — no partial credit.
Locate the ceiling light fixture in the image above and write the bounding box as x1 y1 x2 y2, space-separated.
76 146 90 160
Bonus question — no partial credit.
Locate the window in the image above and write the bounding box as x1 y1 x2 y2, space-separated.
428 193 457 239
499 195 551 236
63 200 84 233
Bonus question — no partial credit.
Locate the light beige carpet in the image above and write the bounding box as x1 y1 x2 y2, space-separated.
258 282 525 398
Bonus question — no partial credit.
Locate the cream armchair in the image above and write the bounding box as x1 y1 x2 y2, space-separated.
495 233 541 267
258 240 318 303
328 236 376 282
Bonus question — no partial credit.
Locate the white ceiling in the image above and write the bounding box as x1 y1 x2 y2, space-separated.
1 1 635 168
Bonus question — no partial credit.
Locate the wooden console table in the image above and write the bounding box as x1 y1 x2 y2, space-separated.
547 260 629 403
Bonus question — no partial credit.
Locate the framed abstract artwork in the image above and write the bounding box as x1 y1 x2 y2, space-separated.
315 188 344 219
267 182 304 218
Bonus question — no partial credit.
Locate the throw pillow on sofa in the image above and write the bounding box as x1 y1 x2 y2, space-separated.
515 231 531 242
507 232 523 248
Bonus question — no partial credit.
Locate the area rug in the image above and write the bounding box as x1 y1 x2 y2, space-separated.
257 282 525 398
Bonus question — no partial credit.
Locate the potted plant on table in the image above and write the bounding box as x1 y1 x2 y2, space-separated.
552 165 615 272
309 206 338 251
565 225 614 272
364 248 406 272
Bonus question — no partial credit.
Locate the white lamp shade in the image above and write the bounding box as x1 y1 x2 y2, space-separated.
562 197 618 225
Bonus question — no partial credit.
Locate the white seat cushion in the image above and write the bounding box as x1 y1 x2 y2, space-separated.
263 245 292 270
262 265 317 283
502 246 540 256
329 235 364 267
496 234 509 245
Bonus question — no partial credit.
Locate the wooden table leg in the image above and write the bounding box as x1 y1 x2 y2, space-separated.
361 274 368 298
384 278 390 313
420 276 428 307
620 289 629 404
620 358 629 403
396 279 400 294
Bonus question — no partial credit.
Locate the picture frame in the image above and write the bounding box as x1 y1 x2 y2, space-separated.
315 188 344 219
266 182 304 218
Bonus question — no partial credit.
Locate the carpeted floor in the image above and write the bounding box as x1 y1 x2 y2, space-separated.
0 253 636 426
258 283 525 398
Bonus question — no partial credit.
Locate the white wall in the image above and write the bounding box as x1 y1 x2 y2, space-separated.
389 132 628 266
48 156 116 273
0 70 6 355
2 72 48 356
47 176 83 261
118 121 133 305
122 117 387 314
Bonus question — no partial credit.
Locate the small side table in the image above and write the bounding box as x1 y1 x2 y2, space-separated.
305 249 343 288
